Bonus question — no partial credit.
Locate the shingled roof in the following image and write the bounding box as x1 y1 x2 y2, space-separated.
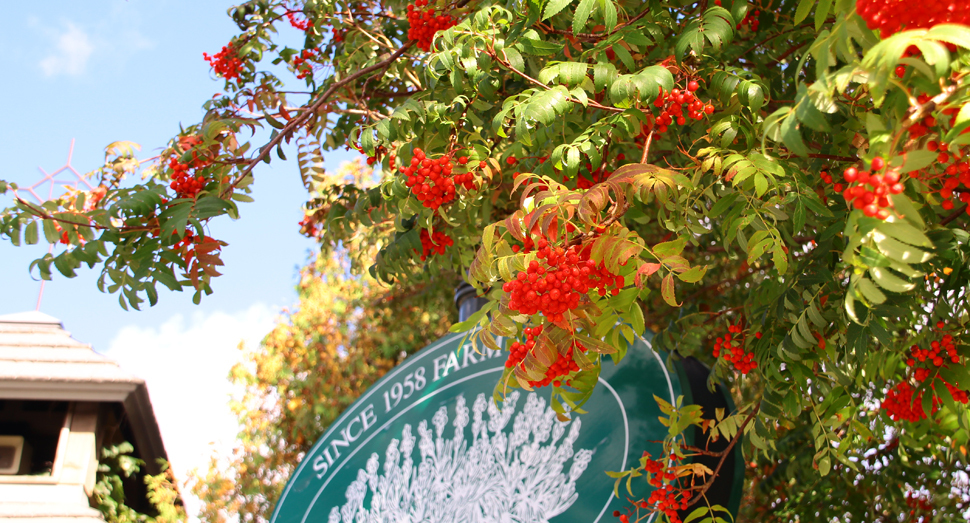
0 311 168 474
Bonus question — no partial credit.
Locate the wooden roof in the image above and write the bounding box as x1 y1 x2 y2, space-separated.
0 311 169 473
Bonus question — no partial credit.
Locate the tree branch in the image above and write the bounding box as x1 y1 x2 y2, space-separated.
221 41 415 197
13 197 149 233
903 82 959 128
941 203 968 226
538 7 652 41
687 404 760 506
487 49 624 114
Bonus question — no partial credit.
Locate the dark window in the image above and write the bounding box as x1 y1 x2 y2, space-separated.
0 400 68 475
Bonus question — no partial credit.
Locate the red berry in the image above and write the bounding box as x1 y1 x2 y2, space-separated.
871 156 885 171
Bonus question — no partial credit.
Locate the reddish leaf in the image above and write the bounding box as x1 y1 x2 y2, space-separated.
661 273 680 307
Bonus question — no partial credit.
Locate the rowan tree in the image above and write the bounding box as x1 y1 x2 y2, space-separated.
2 0 970 520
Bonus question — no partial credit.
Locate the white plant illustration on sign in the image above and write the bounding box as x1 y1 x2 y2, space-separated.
328 391 594 523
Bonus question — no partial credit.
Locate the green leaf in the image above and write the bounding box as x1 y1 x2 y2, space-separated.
856 277 887 304
520 38 564 56
684 506 712 523
893 150 937 173
24 221 38 245
558 62 588 86
794 0 816 24
817 454 832 476
869 266 915 293
572 0 595 35
926 23 970 50
654 237 686 257
677 265 708 283
815 0 833 31
543 0 573 20
594 62 617 92
450 302 495 332
739 80 766 115
602 0 617 32
611 44 636 73
780 112 808 156
710 192 740 217
264 112 285 129
772 245 789 274
42 219 59 243
875 220 933 248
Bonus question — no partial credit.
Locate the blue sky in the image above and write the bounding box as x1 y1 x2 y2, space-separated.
0 1 358 513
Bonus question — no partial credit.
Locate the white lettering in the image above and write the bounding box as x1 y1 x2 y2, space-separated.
433 354 449 381
443 352 460 378
461 345 480 368
343 416 362 442
313 455 329 478
361 403 377 430
330 436 350 459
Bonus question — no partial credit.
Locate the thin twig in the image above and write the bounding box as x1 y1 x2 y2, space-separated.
941 204 968 226
539 7 652 41
768 41 808 65
687 404 760 506
488 50 624 114
221 41 415 197
13 197 149 233
903 82 959 128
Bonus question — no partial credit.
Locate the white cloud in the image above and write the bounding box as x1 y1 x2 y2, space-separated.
38 22 94 76
103 304 279 520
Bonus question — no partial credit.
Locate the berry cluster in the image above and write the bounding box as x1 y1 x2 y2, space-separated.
416 228 454 260
568 155 624 189
905 491 934 523
286 11 312 32
53 221 83 245
400 149 456 208
298 214 320 238
713 323 757 374
881 381 931 422
406 0 456 51
882 321 968 422
840 156 905 219
293 48 319 79
168 155 208 199
506 325 587 388
737 8 760 31
635 453 688 523
203 43 244 81
857 0 970 39
365 145 394 168
502 239 622 323
506 325 541 369
400 149 478 209
896 91 970 216
166 136 210 198
921 139 970 214
647 82 714 135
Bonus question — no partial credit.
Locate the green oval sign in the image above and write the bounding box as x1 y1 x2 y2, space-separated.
271 332 684 523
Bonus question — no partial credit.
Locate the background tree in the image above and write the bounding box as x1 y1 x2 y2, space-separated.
2 0 970 521
190 162 457 522
94 443 186 523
